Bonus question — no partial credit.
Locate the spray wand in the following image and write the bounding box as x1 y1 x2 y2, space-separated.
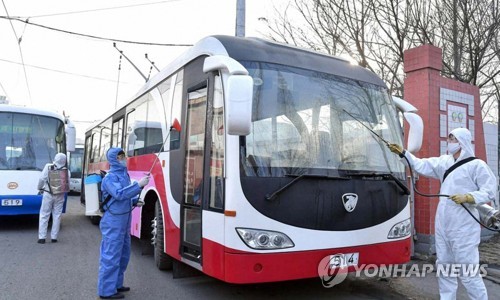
342 109 391 146
343 109 500 232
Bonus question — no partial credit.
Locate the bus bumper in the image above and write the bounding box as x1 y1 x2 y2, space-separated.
0 194 68 215
223 238 411 284
69 179 81 193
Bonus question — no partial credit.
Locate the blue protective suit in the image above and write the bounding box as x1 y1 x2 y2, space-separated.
404 128 497 300
97 147 142 297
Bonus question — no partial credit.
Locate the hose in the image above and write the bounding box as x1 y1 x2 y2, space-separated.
102 200 137 215
342 111 499 232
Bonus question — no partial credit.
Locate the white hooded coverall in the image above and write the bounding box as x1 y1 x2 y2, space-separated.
404 128 497 300
38 153 70 240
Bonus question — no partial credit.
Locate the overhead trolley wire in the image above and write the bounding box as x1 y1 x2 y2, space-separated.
13 0 182 19
0 16 193 47
0 58 139 84
1 0 32 104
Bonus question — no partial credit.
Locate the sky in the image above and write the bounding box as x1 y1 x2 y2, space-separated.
0 0 288 140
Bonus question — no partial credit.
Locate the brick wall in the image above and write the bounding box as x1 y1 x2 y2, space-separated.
403 44 486 254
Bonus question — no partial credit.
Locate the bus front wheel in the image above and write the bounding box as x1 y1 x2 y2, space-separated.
152 201 173 270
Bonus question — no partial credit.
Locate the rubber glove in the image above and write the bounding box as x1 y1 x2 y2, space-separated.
450 194 475 204
138 175 150 188
388 143 404 157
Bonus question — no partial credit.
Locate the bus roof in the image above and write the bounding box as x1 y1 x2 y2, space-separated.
214 36 386 87
0 104 65 121
89 35 387 134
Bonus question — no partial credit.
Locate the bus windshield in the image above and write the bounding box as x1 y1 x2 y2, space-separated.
241 62 405 178
0 112 66 171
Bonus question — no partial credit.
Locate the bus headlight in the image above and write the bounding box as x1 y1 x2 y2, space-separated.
387 219 411 239
236 228 294 250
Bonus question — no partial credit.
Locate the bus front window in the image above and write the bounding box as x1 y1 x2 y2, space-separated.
241 62 405 178
0 112 65 170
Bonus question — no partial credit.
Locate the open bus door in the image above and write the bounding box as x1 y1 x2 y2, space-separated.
177 54 252 273
181 84 208 264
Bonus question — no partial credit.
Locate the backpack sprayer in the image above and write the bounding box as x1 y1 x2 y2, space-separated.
343 109 500 232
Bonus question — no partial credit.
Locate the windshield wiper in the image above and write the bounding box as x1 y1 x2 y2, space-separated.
342 171 410 195
265 173 349 201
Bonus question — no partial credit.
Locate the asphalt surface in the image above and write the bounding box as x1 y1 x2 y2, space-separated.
3 194 480 300
389 234 500 300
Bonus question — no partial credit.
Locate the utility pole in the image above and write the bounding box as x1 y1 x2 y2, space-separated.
236 0 245 37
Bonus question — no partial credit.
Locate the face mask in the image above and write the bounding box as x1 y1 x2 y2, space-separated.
447 142 460 154
119 160 127 167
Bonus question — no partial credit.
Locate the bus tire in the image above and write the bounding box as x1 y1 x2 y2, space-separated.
90 216 101 225
153 201 173 270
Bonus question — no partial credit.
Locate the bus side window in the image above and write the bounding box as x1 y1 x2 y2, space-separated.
99 119 112 162
111 118 124 148
170 130 180 150
170 70 183 150
125 93 163 156
91 131 100 163
209 74 224 210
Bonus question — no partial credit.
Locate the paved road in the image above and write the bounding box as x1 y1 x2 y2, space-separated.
0 195 413 300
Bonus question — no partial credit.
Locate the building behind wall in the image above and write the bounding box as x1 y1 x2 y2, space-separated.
483 122 499 209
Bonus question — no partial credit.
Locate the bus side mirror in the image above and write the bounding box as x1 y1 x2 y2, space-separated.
203 55 253 136
403 112 423 153
392 96 423 153
66 119 76 152
226 75 253 136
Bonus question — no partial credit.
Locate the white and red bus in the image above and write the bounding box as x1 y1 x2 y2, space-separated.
82 35 423 283
0 104 76 215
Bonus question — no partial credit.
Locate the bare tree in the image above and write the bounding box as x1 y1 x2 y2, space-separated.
367 0 418 95
265 0 500 120
417 0 500 121
266 1 375 67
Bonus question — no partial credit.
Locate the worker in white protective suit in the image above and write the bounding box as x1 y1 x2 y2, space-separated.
37 153 70 244
389 128 497 300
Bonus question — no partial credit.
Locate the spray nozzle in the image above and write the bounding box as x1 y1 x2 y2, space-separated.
171 118 181 132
